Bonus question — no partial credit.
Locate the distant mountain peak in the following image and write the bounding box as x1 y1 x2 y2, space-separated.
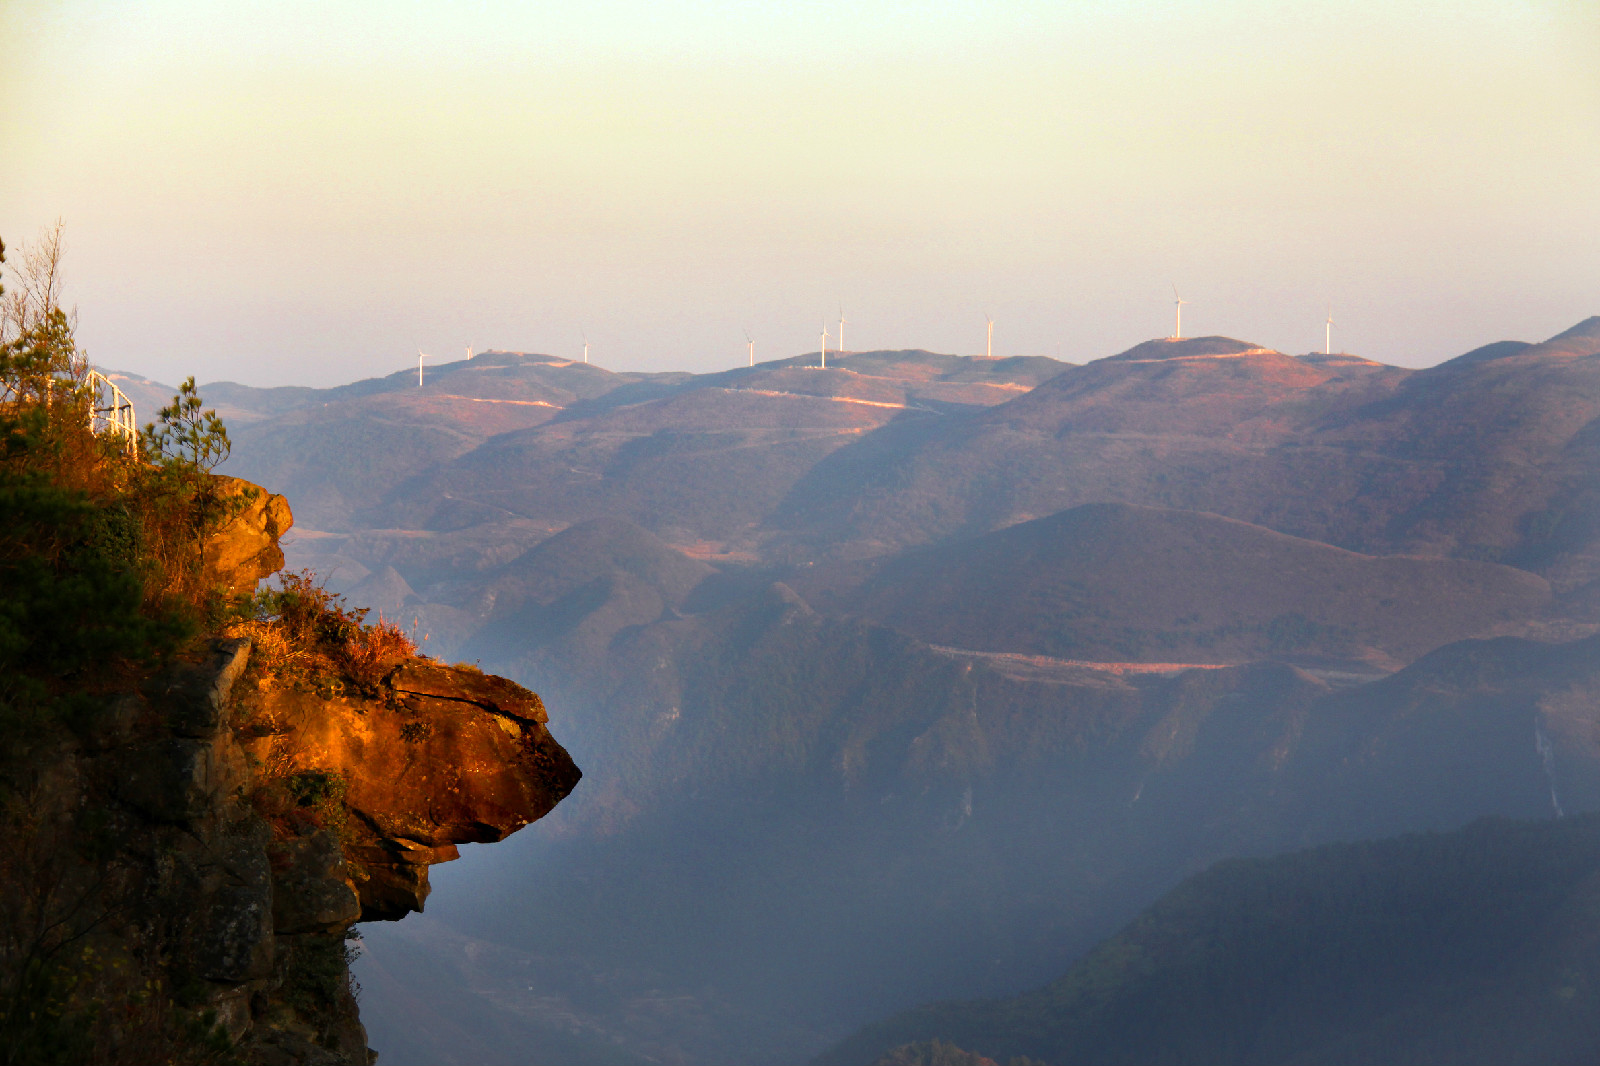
1444 340 1533 366
1297 352 1386 367
1544 316 1600 347
1100 336 1265 362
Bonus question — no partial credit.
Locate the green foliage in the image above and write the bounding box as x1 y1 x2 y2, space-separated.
140 375 231 473
0 231 268 1066
0 236 246 765
0 343 168 760
283 933 359 1020
285 769 349 835
0 953 94 1066
0 477 183 662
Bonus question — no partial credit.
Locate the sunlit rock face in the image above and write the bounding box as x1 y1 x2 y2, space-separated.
240 659 581 920
46 477 582 1064
203 475 295 592
200 477 582 921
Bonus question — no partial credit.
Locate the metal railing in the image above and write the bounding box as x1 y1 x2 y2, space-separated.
86 369 138 453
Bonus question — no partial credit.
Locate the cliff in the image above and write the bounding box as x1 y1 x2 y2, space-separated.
3 479 579 1064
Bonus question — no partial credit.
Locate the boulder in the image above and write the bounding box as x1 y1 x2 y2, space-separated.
243 660 580 919
203 475 294 593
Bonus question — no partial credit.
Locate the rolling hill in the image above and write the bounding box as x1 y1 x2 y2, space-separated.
103 318 1600 1063
836 502 1556 669
820 814 1600 1066
770 322 1600 586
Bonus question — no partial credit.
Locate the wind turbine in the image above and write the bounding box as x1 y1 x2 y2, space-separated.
417 348 430 387
820 323 830 369
581 332 590 365
1171 285 1188 340
984 312 994 359
744 328 754 368
838 305 848 355
1325 307 1334 355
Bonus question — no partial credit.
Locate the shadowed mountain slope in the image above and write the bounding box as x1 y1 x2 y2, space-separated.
771 323 1600 585
837 502 1555 669
1310 317 1600 580
468 516 718 653
177 319 1600 1065
768 336 1412 554
819 815 1600 1066
368 568 1600 1064
345 503 1600 1063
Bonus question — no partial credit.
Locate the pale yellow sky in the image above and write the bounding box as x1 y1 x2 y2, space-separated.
2 1 1597 384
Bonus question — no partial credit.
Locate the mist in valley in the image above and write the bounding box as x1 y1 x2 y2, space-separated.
197 330 1600 1064
8 3 1600 1063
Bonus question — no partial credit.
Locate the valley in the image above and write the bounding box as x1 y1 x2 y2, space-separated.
168 320 1600 1064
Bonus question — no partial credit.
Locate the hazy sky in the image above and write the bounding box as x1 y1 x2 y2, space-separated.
2 0 1597 385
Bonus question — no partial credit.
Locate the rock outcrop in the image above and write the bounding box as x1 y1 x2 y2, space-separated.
17 478 580 1064
235 656 581 921
204 475 295 593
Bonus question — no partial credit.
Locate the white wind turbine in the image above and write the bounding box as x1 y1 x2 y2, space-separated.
984 311 994 359
838 305 848 355
1325 308 1334 355
745 328 754 367
581 332 590 365
417 348 430 387
1172 285 1188 340
820 323 830 369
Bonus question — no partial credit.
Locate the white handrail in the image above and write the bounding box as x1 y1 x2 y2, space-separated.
85 370 138 453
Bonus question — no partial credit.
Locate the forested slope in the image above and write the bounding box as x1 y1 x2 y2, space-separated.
823 815 1600 1066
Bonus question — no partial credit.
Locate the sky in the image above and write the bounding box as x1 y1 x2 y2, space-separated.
2 0 1597 386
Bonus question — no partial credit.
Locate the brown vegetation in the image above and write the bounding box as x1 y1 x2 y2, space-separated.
227 572 415 698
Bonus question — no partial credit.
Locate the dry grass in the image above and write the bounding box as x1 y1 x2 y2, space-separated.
227 571 416 696
227 573 408 843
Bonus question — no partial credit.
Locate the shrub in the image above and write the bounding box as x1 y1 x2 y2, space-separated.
227 571 416 696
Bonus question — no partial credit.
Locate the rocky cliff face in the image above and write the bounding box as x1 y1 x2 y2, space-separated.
235 654 579 923
19 480 580 1064
202 475 296 594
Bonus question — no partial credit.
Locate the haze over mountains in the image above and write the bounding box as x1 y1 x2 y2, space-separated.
824 815 1600 1066
109 318 1600 1063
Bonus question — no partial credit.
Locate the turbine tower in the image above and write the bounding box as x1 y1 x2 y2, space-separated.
985 312 994 359
745 328 754 367
1172 285 1188 340
838 305 848 354
820 323 830 369
417 349 429 387
582 332 590 364
1325 308 1334 355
